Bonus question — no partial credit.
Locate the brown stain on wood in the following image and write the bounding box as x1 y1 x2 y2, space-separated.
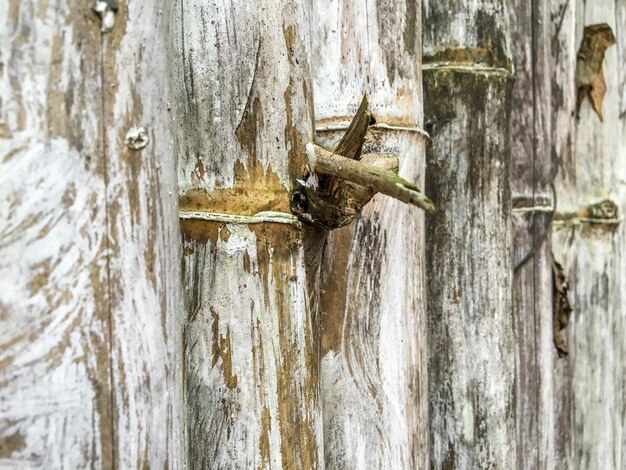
210 307 238 390
180 219 220 245
0 430 26 458
219 225 231 244
258 407 272 469
283 25 297 65
320 225 354 356
27 258 52 295
284 83 307 193
179 162 291 215
249 223 319 469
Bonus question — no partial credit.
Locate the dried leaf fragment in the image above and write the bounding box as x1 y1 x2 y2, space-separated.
552 256 572 357
575 23 616 121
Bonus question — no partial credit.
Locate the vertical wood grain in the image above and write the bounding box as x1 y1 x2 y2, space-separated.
508 0 573 467
0 2 112 467
312 0 428 467
173 0 323 467
1 0 183 467
423 1 516 467
551 1 626 468
102 2 184 467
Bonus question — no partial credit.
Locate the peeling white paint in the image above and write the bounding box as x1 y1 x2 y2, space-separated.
1 0 183 466
173 0 313 196
182 223 321 468
125 126 149 150
175 0 322 467
92 0 118 33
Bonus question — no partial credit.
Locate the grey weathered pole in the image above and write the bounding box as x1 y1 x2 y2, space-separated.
422 1 516 467
508 0 573 467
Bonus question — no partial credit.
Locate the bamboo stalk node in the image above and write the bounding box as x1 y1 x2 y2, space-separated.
179 210 302 227
291 95 436 229
553 199 621 227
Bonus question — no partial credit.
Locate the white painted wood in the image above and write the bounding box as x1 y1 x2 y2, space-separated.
0 2 111 467
103 2 184 467
0 0 182 467
311 1 428 468
172 0 323 467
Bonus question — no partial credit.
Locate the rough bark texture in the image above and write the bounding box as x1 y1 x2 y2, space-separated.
508 0 573 468
0 1 182 468
312 1 429 468
173 0 323 468
423 1 516 468
551 1 626 468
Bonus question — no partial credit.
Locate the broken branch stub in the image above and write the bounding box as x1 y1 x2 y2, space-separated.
291 96 435 229
310 144 436 211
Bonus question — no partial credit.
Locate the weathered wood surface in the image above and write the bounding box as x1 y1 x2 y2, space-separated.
508 0 572 467
551 1 626 468
173 0 323 468
311 1 428 468
422 1 516 467
102 2 184 467
0 0 182 468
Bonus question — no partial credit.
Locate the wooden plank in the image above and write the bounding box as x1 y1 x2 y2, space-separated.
423 1 516 467
0 1 184 467
0 2 113 467
173 0 323 467
101 2 183 467
311 0 428 467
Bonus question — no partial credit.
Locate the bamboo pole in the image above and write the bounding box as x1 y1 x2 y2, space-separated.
507 0 572 466
422 1 516 467
551 2 626 468
312 0 429 467
172 0 323 467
